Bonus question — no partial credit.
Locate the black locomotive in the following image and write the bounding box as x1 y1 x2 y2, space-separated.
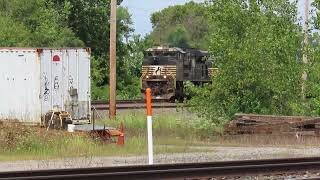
140 47 216 100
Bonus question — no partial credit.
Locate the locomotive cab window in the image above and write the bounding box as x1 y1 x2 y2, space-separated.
154 51 162 56
145 51 163 57
146 52 153 57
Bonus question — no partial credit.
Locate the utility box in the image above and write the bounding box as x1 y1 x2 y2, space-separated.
0 48 91 124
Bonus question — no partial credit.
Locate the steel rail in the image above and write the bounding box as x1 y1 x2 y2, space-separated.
92 100 145 104
1 157 320 180
91 99 174 104
91 100 179 110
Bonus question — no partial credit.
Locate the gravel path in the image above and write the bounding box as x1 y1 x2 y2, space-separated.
1 146 320 172
214 171 320 180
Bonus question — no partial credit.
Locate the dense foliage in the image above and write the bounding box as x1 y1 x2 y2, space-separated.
0 0 83 47
187 0 305 128
305 1 320 116
3 0 320 126
148 1 210 49
0 0 145 100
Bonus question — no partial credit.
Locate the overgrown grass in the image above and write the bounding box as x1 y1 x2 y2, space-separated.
103 110 221 139
0 112 214 161
1 111 319 162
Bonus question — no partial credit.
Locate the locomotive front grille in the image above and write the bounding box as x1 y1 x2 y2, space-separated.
142 65 176 77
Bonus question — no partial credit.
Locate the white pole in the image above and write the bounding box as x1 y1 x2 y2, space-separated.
147 115 153 164
146 88 153 165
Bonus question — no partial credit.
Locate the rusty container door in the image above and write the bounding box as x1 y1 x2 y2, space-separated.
0 49 41 123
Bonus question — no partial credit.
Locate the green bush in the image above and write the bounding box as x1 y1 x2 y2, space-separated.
91 77 141 101
91 84 109 100
187 0 304 130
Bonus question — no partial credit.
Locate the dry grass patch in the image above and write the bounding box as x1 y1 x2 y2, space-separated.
0 117 210 161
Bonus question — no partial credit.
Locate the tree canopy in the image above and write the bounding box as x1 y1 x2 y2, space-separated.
187 0 304 127
3 0 320 120
0 0 83 47
0 0 144 100
148 1 210 49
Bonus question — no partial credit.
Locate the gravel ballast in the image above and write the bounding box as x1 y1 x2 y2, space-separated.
1 146 320 172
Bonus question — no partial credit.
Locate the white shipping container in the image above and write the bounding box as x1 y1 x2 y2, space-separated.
0 48 91 124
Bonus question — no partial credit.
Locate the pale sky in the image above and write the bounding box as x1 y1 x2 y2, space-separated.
121 0 309 36
121 0 205 36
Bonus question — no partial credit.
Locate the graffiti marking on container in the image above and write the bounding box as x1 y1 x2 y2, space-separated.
43 74 50 101
54 76 59 90
69 75 74 89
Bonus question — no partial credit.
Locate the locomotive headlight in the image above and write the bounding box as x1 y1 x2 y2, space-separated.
164 75 167 79
146 75 149 79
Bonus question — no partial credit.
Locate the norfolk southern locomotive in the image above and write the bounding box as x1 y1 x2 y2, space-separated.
141 47 216 100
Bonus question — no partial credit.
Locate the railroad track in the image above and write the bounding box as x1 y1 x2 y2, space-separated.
91 100 179 110
1 157 320 179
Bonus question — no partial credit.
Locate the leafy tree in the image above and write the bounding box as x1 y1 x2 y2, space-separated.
167 25 190 48
306 34 320 116
115 35 153 99
0 15 32 46
0 0 157 100
47 0 141 99
148 1 209 49
188 0 303 128
49 0 111 56
304 1 320 115
0 0 83 47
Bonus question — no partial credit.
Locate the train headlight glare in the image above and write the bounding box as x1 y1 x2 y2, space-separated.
164 75 167 79
146 75 149 79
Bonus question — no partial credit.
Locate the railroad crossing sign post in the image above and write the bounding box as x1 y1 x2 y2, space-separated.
146 88 154 164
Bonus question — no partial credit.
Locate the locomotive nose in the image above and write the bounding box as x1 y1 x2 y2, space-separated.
151 83 162 96
153 88 161 96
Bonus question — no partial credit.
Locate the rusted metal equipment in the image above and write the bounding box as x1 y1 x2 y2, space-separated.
225 114 320 135
44 109 72 130
43 108 124 144
69 124 124 144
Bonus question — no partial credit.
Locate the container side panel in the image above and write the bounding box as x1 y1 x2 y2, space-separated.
0 50 41 123
64 49 79 119
78 49 91 119
67 50 79 91
51 50 64 109
62 49 71 108
40 50 52 114
39 48 90 121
